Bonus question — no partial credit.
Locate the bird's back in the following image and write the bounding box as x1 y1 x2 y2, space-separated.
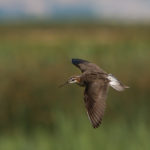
72 58 107 74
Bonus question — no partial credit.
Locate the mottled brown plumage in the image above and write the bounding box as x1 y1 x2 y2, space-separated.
72 59 109 128
84 79 109 128
61 59 129 128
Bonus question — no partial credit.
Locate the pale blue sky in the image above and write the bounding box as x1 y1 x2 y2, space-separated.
0 0 150 22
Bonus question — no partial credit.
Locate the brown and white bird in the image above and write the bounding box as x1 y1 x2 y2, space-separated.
60 59 129 128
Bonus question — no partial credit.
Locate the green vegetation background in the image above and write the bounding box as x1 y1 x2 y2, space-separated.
0 24 150 150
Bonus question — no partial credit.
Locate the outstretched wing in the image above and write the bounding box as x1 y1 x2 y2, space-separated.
84 79 109 128
72 58 106 73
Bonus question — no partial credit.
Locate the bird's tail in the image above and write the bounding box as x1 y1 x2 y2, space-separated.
107 74 129 91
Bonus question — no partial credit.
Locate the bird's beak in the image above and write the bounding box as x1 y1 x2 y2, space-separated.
59 81 69 88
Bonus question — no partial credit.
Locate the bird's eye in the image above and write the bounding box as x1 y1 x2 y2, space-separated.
69 77 77 83
69 78 73 82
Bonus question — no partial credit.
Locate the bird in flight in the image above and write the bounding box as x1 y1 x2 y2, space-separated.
60 59 129 128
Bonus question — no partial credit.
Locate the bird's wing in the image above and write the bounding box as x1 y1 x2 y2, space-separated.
72 58 106 73
84 79 109 128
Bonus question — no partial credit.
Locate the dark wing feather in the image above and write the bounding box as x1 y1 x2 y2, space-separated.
72 58 106 73
84 79 109 128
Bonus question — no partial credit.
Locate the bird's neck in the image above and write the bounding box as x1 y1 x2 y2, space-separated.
77 77 85 87
76 82 85 87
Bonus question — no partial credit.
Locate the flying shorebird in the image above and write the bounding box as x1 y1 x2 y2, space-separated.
60 59 129 128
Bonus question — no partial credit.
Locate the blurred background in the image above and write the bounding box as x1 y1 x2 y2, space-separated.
0 0 150 150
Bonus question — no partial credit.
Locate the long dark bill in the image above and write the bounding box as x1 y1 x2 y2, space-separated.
59 81 69 88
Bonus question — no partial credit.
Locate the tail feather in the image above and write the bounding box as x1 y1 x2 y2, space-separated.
107 74 129 91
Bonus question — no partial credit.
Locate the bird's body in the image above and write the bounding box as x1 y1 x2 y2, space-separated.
61 59 129 128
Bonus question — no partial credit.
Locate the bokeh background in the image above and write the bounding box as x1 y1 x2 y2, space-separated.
0 0 150 150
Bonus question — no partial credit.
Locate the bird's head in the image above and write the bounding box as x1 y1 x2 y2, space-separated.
68 76 80 84
59 76 80 88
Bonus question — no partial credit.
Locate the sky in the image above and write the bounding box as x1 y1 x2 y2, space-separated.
0 0 150 22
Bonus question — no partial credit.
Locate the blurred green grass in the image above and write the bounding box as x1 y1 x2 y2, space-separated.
0 117 150 150
0 24 150 150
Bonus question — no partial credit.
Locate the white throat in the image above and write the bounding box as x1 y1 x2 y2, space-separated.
69 80 78 84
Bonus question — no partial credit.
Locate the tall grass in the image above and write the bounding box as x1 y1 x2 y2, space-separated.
0 113 149 150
